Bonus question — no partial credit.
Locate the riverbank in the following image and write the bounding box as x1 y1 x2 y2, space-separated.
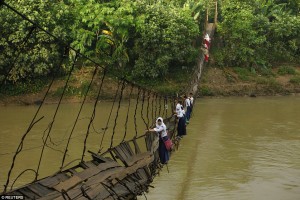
198 65 300 97
1 65 299 105
0 66 192 106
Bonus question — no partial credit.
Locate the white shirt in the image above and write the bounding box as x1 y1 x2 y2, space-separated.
181 109 185 115
176 103 183 118
190 97 194 105
185 98 191 107
154 124 167 138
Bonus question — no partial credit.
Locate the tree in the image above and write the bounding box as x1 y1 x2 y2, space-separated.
214 0 300 68
0 0 76 83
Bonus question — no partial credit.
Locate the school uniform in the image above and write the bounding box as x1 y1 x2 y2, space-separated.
176 104 186 136
185 98 192 121
189 97 194 115
154 117 169 164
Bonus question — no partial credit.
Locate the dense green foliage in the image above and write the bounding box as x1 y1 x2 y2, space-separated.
1 0 299 88
215 0 300 68
0 0 200 84
0 0 75 82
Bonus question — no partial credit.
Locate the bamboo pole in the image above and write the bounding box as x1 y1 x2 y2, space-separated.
214 0 218 25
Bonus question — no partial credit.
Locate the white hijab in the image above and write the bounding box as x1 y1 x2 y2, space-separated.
155 117 167 137
204 33 210 42
156 117 165 127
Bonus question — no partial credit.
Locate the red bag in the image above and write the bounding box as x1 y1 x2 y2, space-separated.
164 138 173 151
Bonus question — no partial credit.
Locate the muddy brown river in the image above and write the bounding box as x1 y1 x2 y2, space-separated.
1 96 300 200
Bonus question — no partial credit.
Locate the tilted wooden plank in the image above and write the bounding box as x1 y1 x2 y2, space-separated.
6 191 24 197
53 161 121 192
151 137 159 153
82 161 97 168
27 183 54 197
124 152 152 167
76 161 120 180
132 139 141 154
53 175 82 192
80 183 110 200
36 191 62 200
88 150 113 163
52 184 83 200
38 173 70 188
60 186 82 200
135 168 149 180
113 146 130 165
122 142 134 156
110 154 154 184
84 167 125 187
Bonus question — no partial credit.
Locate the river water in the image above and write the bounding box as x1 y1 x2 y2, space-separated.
1 97 300 199
142 96 300 200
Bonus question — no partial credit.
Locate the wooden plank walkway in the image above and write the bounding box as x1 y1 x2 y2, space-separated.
1 117 176 199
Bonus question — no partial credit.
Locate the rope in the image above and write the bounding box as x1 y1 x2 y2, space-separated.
10 169 37 191
110 80 126 148
140 89 148 129
35 53 78 180
60 64 99 168
99 80 122 152
151 92 155 124
0 118 99 156
2 54 62 193
133 88 141 137
122 84 134 142
81 68 107 161
146 91 151 128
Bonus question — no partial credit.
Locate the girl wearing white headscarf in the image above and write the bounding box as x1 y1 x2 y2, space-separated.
149 117 169 164
204 33 211 49
174 100 186 137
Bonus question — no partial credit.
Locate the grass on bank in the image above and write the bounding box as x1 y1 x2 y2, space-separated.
290 76 300 85
1 63 299 99
198 63 300 97
0 78 49 96
0 63 193 99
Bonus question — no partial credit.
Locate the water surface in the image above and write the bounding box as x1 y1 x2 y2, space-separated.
142 97 300 200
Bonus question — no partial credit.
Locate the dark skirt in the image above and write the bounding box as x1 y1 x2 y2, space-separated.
186 106 192 121
177 117 186 136
159 136 170 164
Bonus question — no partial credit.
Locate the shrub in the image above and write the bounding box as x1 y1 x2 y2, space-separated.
233 67 251 81
199 86 214 96
258 67 275 77
278 66 296 75
290 76 300 85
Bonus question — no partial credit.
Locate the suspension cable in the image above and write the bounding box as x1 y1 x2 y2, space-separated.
99 80 122 152
133 88 141 137
35 53 78 180
81 68 107 161
110 80 126 148
3 54 63 193
122 84 134 142
140 89 148 130
60 64 99 168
